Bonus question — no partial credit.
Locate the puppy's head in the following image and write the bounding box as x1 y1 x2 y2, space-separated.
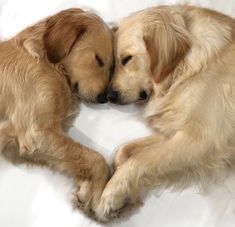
44 8 113 104
108 7 190 105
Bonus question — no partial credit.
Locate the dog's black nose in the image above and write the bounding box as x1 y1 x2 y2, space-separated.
107 88 119 103
97 92 108 104
139 90 148 100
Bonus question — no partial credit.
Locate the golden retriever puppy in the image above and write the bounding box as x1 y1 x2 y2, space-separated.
95 5 235 221
0 8 113 214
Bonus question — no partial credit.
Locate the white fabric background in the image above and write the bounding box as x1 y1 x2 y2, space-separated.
1 0 235 227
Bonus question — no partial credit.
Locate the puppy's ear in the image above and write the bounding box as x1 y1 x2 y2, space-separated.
44 9 87 63
144 12 191 83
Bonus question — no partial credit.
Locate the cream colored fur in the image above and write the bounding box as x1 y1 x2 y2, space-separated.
95 5 235 221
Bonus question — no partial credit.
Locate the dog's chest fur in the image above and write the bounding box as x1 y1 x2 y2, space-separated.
143 6 235 143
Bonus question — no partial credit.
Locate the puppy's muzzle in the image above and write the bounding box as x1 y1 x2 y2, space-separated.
97 91 108 104
139 90 148 101
107 87 119 103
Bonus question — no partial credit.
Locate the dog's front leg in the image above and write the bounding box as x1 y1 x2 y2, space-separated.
113 134 165 170
23 127 109 213
96 130 220 221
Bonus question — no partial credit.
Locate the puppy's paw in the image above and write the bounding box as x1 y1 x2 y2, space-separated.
72 179 92 212
72 155 110 220
95 191 142 222
112 144 135 171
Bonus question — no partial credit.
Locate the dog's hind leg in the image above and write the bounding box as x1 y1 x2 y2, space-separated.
0 121 23 163
0 121 15 153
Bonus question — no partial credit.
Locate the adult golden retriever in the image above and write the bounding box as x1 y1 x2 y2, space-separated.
0 8 113 214
95 5 235 221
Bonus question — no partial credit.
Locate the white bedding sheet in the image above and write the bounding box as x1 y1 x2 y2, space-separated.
1 1 235 227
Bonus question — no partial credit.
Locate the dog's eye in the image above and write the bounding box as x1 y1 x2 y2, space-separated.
95 54 104 67
121 55 132 66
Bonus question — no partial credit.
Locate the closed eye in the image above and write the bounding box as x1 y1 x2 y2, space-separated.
121 55 132 66
95 54 104 67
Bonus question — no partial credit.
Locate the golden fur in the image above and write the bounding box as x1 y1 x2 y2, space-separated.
95 5 235 221
0 8 113 214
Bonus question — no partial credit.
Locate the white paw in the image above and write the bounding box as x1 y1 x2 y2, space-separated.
95 190 128 221
95 188 142 222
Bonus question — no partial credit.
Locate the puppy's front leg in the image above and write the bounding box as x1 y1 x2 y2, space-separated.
113 134 165 169
96 131 218 221
23 128 109 213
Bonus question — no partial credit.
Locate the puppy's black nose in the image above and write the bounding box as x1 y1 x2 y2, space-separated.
139 90 148 100
107 88 119 103
97 92 108 104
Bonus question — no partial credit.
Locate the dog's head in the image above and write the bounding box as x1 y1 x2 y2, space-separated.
44 8 113 104
108 7 190 104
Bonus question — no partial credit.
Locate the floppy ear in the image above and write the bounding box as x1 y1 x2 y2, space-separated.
144 12 191 83
44 9 87 63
